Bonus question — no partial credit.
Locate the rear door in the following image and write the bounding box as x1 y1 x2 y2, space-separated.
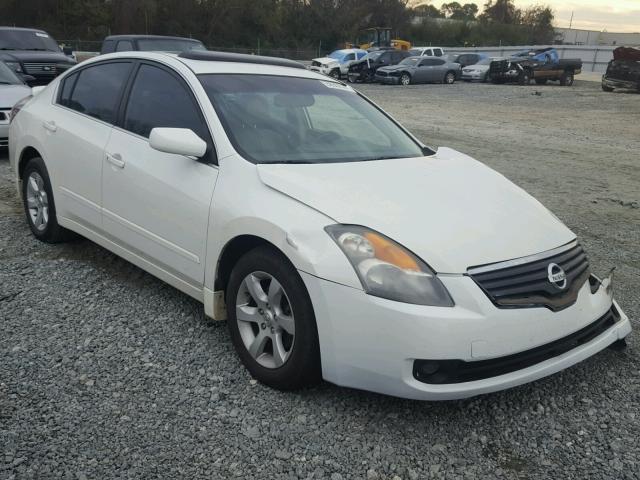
46 61 132 229
102 61 218 285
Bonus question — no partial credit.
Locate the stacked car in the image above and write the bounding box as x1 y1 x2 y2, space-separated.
602 46 640 92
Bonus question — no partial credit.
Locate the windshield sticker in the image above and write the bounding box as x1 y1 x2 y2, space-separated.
35 32 50 38
320 81 354 92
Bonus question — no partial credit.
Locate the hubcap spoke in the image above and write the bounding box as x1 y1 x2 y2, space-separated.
267 278 284 307
272 333 288 367
275 312 295 335
236 304 261 324
28 176 39 193
248 331 269 359
245 274 268 306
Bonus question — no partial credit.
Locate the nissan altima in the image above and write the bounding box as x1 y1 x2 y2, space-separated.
8 51 631 400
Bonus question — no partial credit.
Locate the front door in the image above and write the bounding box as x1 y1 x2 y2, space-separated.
102 62 218 285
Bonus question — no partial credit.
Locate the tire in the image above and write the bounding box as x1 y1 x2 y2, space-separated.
483 72 490 83
601 84 614 92
518 69 532 85
535 78 548 85
560 71 574 86
21 157 74 243
329 69 340 79
400 73 411 86
444 71 456 84
226 245 321 390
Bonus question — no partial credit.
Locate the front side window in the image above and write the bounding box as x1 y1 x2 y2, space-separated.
343 53 355 62
199 74 426 164
123 64 209 142
434 49 443 57
64 62 131 123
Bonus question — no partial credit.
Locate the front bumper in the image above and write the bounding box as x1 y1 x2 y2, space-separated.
0 123 8 148
375 75 400 85
301 271 631 400
602 75 639 91
461 72 484 81
309 66 333 76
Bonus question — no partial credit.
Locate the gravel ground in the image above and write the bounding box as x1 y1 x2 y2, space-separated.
1 80 639 479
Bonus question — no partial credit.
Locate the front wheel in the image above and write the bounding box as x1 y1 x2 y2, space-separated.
444 71 456 84
400 73 411 86
226 246 321 390
518 69 532 85
329 68 340 79
601 84 614 92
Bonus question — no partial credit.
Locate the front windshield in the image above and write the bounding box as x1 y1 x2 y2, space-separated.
0 29 60 51
476 58 492 66
137 38 206 53
400 57 420 66
328 50 346 61
364 51 383 61
199 74 425 164
0 61 23 84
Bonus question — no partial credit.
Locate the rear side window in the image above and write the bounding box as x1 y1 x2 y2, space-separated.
62 62 131 123
434 49 443 57
116 40 133 52
123 64 209 142
58 72 78 107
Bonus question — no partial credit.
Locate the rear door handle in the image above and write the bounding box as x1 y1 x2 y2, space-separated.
42 120 57 132
106 152 125 169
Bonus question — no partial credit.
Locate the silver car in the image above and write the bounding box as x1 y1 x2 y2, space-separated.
375 56 461 85
0 61 32 148
461 57 502 83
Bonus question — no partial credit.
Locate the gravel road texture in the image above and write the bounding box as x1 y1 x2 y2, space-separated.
1 79 638 479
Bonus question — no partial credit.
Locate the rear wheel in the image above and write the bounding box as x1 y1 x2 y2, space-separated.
560 71 574 86
21 157 74 243
226 246 321 390
444 71 456 84
400 73 411 86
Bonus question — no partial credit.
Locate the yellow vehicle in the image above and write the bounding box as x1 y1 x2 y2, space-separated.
347 27 411 51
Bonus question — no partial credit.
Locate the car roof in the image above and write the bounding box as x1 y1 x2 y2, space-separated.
0 26 48 33
411 46 444 50
86 51 330 81
104 35 203 42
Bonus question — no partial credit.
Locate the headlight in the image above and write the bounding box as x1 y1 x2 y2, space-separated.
5 61 22 73
9 95 32 123
326 225 454 306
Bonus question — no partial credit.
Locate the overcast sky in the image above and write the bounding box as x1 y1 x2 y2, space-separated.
429 0 640 33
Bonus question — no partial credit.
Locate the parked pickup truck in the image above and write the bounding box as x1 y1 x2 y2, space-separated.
0 27 76 86
489 48 582 86
602 46 640 92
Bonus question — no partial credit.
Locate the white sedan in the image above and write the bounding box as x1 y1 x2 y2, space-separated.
9 51 631 400
0 61 32 148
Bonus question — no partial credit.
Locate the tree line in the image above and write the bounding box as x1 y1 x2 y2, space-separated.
0 0 556 52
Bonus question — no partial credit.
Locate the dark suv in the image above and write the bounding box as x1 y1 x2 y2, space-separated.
0 27 76 85
347 49 411 83
101 35 206 54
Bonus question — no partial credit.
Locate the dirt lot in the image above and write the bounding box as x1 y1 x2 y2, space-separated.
1 79 639 479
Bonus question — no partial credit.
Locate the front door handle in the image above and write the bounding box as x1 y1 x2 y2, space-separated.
106 152 125 169
42 120 57 132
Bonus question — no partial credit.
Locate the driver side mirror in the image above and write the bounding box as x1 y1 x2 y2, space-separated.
149 128 207 158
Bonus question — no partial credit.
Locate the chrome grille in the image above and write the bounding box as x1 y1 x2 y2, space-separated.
468 242 590 311
0 111 7 122
0 139 8 147
23 63 57 75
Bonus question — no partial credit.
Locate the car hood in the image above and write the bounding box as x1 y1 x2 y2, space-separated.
256 148 575 274
0 84 32 109
0 50 76 65
312 56 339 66
377 65 407 73
464 64 489 72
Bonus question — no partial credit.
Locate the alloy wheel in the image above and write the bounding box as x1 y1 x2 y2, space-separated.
26 172 49 232
401 74 411 86
236 271 295 369
445 73 455 84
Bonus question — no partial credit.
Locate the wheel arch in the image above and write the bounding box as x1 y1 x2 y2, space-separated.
18 146 44 179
